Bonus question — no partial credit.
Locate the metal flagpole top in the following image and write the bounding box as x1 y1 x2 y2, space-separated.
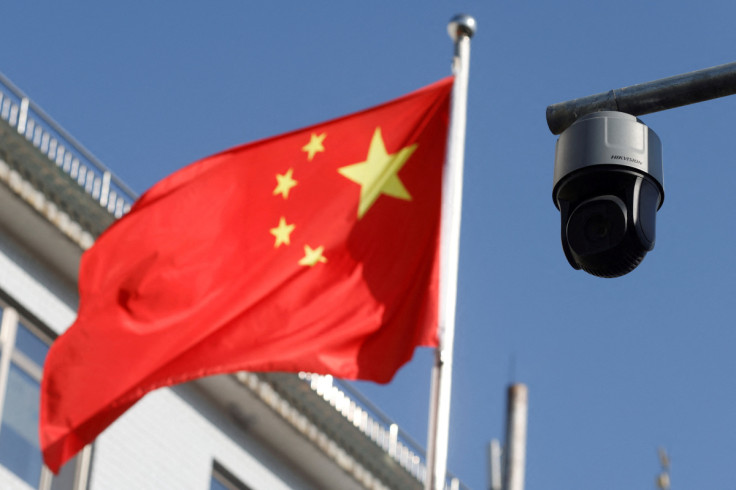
448 14 477 41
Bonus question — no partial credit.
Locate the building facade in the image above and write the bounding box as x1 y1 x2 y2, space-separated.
0 73 464 490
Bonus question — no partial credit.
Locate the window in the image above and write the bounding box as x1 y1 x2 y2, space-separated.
0 301 91 490
0 357 44 483
211 461 251 490
0 307 49 487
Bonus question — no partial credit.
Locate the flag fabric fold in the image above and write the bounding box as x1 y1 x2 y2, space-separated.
40 77 453 472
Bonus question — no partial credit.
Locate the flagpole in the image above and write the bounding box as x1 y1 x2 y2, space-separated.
425 14 475 490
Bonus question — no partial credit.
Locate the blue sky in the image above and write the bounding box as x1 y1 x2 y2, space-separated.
4 2 736 489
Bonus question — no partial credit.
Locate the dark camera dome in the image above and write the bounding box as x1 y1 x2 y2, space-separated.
557 169 662 277
565 194 646 278
580 243 647 278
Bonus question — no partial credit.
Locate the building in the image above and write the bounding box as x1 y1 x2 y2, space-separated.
0 72 465 490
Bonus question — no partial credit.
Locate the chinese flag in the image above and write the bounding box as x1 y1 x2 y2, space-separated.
40 77 453 472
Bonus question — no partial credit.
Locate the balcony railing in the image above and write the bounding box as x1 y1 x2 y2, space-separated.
300 373 465 490
0 72 136 218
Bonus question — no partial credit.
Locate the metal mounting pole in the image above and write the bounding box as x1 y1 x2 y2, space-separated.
547 61 736 135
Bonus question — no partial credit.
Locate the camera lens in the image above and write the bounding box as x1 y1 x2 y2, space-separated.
567 196 627 256
585 214 610 241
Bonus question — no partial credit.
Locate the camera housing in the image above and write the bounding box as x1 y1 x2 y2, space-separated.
553 111 664 278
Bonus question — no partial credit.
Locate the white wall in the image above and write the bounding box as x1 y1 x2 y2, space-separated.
89 385 320 490
0 227 77 335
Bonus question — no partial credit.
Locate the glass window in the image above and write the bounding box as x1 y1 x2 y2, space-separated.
0 363 43 486
210 476 231 490
211 462 251 490
15 322 49 368
0 307 54 489
0 303 91 490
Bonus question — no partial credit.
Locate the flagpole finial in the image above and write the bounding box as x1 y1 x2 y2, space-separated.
448 14 476 41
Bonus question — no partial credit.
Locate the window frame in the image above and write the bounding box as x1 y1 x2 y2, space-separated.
211 460 252 490
0 299 92 490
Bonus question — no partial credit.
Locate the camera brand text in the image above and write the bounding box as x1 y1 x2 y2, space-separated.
610 154 643 165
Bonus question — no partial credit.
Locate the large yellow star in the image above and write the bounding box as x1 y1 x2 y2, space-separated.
273 168 297 199
337 127 417 219
269 217 295 248
302 132 326 161
298 244 327 267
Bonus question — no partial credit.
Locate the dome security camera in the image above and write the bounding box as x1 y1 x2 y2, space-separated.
552 111 664 278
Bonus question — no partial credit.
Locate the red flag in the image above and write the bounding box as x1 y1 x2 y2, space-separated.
40 77 453 472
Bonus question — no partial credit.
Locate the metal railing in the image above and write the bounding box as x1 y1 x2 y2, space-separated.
0 72 136 218
300 373 465 490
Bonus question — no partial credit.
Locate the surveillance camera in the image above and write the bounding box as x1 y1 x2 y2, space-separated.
552 111 664 278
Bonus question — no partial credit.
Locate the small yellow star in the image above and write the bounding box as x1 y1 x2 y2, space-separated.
299 244 327 267
302 132 326 161
270 217 295 248
337 127 417 219
273 168 298 199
